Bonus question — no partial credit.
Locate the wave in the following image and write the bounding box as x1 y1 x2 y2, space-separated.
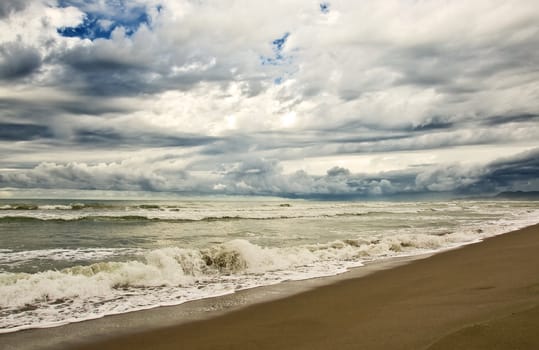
0 215 261 223
0 202 294 211
0 215 169 223
0 230 483 310
1 203 537 333
0 201 434 224
2 215 538 333
0 204 40 210
0 213 371 223
0 248 142 266
0 203 162 211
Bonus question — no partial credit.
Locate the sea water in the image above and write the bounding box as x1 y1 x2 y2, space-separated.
0 198 538 333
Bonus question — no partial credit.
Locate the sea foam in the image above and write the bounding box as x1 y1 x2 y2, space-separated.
0 222 527 333
1 200 538 333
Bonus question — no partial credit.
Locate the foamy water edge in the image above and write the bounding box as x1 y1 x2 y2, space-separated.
1 209 538 334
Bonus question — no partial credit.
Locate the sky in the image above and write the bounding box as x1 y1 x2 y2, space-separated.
0 0 538 199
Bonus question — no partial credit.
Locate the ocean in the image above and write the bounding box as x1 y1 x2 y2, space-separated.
0 198 538 333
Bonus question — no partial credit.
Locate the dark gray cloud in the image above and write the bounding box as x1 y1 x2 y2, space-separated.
326 166 350 177
62 50 142 72
0 123 53 141
410 117 454 131
0 42 41 80
57 47 239 96
472 148 539 193
215 149 539 198
0 162 179 192
56 55 155 96
202 116 536 160
73 128 219 148
0 96 134 120
0 0 29 18
481 114 539 126
415 148 539 195
388 44 478 91
3 149 536 198
381 19 539 96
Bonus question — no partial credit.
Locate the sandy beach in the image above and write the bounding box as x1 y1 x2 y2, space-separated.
2 0 538 348
2 223 538 350
61 223 538 350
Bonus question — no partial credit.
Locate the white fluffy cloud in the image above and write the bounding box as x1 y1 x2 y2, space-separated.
2 148 538 198
0 0 538 197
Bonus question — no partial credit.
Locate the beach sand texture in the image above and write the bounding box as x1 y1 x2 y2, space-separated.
69 223 539 350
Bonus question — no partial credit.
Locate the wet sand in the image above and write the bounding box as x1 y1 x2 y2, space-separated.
68 223 539 350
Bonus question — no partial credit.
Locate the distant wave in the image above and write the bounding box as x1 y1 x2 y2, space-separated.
0 213 385 223
0 247 143 267
0 203 131 211
0 204 41 210
0 215 161 223
0 203 297 211
0 215 275 223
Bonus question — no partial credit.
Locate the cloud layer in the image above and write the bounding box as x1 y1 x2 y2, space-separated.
1 0 538 198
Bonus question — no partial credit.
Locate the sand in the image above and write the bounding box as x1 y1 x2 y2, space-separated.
67 223 539 350
4 224 539 350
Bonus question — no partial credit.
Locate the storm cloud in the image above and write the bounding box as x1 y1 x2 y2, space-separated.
2 148 537 199
0 42 41 80
0 0 538 198
0 0 30 18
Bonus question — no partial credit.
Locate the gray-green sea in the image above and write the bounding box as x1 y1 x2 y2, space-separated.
1 198 538 333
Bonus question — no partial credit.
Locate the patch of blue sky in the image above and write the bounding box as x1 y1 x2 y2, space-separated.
272 65 299 84
272 32 289 51
56 1 152 40
261 32 291 66
320 2 330 14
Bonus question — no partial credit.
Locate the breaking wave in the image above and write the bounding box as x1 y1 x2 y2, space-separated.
0 215 289 223
0 228 495 333
1 200 537 333
0 213 390 223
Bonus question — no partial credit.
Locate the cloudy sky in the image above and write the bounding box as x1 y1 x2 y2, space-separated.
0 0 538 199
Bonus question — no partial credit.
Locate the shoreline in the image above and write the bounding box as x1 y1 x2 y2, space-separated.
79 223 539 350
2 223 538 349
1 252 427 350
